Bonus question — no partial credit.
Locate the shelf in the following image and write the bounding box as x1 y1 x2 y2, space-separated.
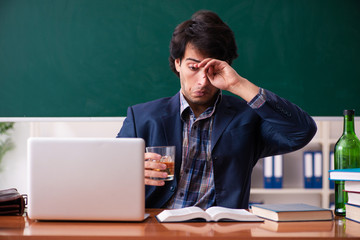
249 119 360 208
250 188 328 194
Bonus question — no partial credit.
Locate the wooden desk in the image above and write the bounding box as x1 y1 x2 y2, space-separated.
1 209 360 239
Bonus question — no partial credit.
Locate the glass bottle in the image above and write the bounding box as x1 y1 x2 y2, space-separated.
334 109 360 216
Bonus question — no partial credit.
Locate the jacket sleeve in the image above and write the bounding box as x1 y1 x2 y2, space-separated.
254 89 317 158
116 107 137 138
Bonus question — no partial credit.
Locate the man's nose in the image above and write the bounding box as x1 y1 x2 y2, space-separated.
197 69 209 86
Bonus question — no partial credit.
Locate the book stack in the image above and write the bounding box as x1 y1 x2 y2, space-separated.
263 155 283 188
329 168 360 223
303 151 323 188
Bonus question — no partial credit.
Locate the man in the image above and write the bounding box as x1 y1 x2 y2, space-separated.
117 10 317 209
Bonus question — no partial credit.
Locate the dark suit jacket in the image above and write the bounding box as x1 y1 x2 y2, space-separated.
117 89 317 208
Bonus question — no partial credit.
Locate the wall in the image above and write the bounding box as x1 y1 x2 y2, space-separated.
0 119 123 194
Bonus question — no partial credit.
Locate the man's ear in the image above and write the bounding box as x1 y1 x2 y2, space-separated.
175 58 181 73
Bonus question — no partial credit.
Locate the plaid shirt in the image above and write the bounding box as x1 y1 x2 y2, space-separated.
167 88 266 209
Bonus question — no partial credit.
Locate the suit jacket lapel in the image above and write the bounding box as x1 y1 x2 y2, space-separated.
160 93 183 181
212 97 236 152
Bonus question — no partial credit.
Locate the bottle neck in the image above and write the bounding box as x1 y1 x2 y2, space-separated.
343 114 355 134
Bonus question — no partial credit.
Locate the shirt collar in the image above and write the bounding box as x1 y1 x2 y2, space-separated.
179 90 222 120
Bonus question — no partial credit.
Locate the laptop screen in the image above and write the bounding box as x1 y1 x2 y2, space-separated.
27 137 146 221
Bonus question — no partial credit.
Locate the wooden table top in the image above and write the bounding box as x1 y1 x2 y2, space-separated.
1 209 360 239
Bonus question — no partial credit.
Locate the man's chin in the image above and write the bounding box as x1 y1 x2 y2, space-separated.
191 97 213 106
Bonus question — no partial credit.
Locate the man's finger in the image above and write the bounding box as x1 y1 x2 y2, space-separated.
144 169 168 179
145 152 162 161
145 178 165 186
144 161 167 170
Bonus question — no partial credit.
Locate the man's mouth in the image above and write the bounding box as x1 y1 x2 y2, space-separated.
194 90 206 97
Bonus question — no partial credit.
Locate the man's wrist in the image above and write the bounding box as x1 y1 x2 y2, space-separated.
229 77 259 102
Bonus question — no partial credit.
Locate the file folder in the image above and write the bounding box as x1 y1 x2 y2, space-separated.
263 155 283 188
263 156 273 188
313 151 323 188
303 152 313 188
273 155 283 188
329 151 334 189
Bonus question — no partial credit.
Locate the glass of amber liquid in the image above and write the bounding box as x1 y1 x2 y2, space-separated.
145 146 175 181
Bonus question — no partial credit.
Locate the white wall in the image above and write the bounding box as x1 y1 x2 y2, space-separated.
0 119 124 194
0 122 31 193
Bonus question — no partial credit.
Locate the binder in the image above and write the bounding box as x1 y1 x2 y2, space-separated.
263 155 283 188
313 151 323 188
273 155 283 188
303 151 313 188
329 151 334 189
263 156 273 188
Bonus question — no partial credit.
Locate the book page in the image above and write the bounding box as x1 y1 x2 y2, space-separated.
206 206 263 222
156 206 211 222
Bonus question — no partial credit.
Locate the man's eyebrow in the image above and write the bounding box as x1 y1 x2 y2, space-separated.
185 58 201 63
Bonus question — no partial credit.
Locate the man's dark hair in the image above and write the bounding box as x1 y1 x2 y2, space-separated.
169 10 238 76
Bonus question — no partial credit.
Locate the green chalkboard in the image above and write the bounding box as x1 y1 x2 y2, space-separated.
1 0 359 117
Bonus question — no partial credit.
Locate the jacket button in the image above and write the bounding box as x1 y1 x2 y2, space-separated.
170 186 175 192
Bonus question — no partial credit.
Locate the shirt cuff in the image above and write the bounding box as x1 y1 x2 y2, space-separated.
248 88 266 109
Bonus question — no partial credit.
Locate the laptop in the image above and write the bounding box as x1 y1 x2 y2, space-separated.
27 137 147 221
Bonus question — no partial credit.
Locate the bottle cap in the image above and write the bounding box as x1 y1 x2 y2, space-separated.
344 109 355 116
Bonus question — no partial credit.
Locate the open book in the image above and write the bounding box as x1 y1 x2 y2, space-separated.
156 206 264 222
